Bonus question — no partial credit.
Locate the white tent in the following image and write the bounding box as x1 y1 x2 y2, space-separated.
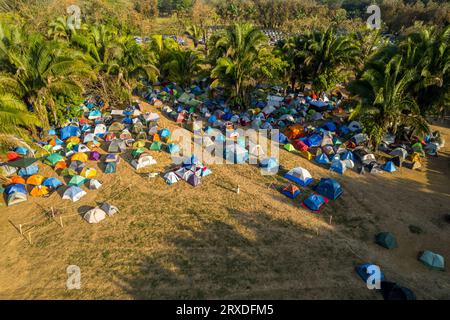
100 203 119 216
62 186 87 202
94 124 106 136
84 207 106 224
353 133 368 145
164 171 180 185
284 167 313 186
348 121 362 132
7 192 27 206
89 179 102 190
0 165 17 177
131 154 157 170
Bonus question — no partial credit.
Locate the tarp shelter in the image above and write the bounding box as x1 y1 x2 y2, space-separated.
62 186 87 202
30 185 49 197
375 232 398 249
419 250 445 270
302 194 327 212
89 179 102 190
284 167 313 186
100 203 119 216
164 172 180 185
84 207 106 224
42 177 62 189
68 175 87 187
281 185 301 199
7 157 38 168
315 178 343 200
18 165 39 177
26 174 45 186
380 281 416 300
355 263 385 283
105 162 117 174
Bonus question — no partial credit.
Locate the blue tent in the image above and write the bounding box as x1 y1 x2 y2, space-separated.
183 155 199 167
383 161 396 173
15 147 28 155
330 160 346 174
4 183 27 195
323 122 337 132
42 177 63 189
60 126 80 140
314 153 331 165
221 113 233 121
18 165 39 177
105 162 117 174
355 263 385 283
303 194 326 211
88 110 101 119
304 134 322 147
208 115 217 124
167 143 180 154
81 124 91 133
159 128 171 139
260 157 279 173
315 178 343 200
340 150 354 161
48 128 57 136
339 125 350 136
122 117 132 124
273 132 288 144
224 144 249 164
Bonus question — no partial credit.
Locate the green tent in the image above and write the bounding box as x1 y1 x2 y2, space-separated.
68 175 86 187
412 142 424 154
7 157 39 168
284 143 295 152
61 168 77 176
132 148 145 158
44 153 64 166
105 162 117 174
419 250 445 270
150 141 162 151
375 232 398 249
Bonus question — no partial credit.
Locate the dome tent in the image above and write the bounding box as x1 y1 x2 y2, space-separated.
315 178 343 200
284 167 313 186
375 232 398 249
419 250 445 270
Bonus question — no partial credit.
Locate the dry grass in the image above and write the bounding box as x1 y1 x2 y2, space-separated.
0 102 449 299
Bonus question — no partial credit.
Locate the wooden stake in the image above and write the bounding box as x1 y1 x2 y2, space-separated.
28 232 32 245
59 216 64 228
329 215 333 225
19 224 22 235
236 185 240 194
51 207 55 219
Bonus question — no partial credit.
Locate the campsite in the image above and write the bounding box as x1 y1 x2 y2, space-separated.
0 0 449 301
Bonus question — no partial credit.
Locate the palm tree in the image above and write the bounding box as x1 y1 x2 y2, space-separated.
185 24 203 49
163 49 204 88
349 56 429 148
48 16 87 41
210 23 268 107
0 25 92 128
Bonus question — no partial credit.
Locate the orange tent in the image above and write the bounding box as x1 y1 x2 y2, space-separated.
153 133 161 142
26 174 45 185
71 152 88 162
30 185 49 197
66 136 81 144
55 160 68 170
284 125 305 140
10 176 26 184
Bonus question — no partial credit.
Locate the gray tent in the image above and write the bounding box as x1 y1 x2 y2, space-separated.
108 139 127 153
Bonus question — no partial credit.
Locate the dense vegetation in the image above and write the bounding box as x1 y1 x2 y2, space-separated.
0 0 448 149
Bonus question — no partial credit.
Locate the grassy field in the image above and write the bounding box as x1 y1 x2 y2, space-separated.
0 101 449 299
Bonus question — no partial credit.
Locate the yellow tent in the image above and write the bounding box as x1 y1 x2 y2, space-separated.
30 185 49 197
87 141 100 149
66 136 81 144
410 152 422 163
300 150 313 161
72 152 88 162
80 167 97 179
132 140 146 148
26 174 45 186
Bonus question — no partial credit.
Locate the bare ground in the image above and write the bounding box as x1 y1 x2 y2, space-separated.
0 104 449 299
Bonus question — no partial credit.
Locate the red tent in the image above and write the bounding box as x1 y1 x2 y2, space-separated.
293 140 308 152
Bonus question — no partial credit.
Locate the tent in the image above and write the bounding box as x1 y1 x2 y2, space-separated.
224 144 249 164
382 161 396 173
315 178 343 200
167 143 180 154
69 160 86 172
80 167 97 179
7 157 38 168
42 177 63 189
68 175 87 187
62 186 87 202
60 126 80 140
84 207 106 224
419 250 445 270
330 160 346 174
293 140 308 152
340 150 354 161
10 176 26 184
61 168 77 176
15 146 29 155
284 143 295 152
302 193 328 212
380 281 416 300
105 162 117 174
89 151 101 161
260 157 279 174
187 174 201 187
72 152 88 162
18 164 39 177
314 153 330 165
284 167 313 186
108 139 127 153
132 148 145 158
281 184 301 199
164 171 180 185
375 232 398 249
26 174 45 186
285 124 304 140
94 124 107 136
299 150 313 161
4 183 27 195
100 203 119 216
390 147 408 160
355 263 385 283
6 192 27 206
105 154 119 163
348 121 362 132
0 164 17 176
131 154 156 170
30 185 49 197
83 133 96 143
73 144 90 153
89 179 102 190
109 122 125 132
44 153 64 167
150 141 162 151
